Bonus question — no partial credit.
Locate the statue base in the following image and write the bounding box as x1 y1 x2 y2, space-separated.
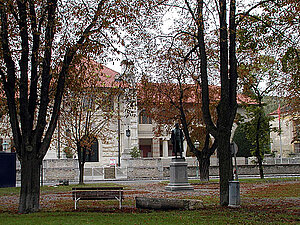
165 158 194 191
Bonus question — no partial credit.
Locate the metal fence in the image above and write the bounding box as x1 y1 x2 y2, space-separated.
83 166 128 181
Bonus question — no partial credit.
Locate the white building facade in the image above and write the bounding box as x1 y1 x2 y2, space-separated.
270 108 300 158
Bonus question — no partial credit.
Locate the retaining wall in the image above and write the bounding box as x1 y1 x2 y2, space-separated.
15 158 300 183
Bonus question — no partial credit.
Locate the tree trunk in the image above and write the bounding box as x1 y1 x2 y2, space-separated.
217 130 232 206
79 162 85 185
199 156 210 181
256 107 264 179
78 145 86 185
258 157 264 179
18 155 41 213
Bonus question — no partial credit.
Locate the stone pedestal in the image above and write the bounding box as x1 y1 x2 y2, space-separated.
165 158 194 191
120 147 132 168
121 147 132 159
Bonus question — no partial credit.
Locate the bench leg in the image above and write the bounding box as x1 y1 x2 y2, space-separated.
119 191 122 209
115 196 122 209
75 197 80 210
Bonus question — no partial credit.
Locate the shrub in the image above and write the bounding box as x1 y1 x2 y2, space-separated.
130 146 141 158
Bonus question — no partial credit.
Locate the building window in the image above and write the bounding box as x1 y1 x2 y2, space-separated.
139 138 152 158
2 141 8 151
85 138 99 162
102 95 114 112
295 143 300 154
139 110 152 124
80 136 99 162
0 138 9 152
293 120 300 142
82 95 93 111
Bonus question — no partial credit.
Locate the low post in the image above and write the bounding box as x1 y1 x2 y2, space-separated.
229 142 240 207
229 181 240 207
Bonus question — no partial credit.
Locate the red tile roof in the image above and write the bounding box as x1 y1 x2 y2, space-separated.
73 58 120 88
78 59 256 105
137 82 257 105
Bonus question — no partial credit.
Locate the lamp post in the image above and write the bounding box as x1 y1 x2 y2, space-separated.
194 141 200 178
117 94 121 167
57 119 61 159
126 126 130 145
126 126 131 138
115 78 124 167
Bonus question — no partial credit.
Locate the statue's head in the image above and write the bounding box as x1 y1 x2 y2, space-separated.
175 123 179 129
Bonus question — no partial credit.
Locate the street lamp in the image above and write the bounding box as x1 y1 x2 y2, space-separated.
126 126 131 137
194 140 200 178
115 78 124 167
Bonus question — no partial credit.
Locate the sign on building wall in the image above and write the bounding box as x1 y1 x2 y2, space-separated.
110 158 116 166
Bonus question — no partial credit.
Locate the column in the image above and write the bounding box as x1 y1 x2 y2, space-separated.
183 140 187 157
152 138 160 158
163 139 169 158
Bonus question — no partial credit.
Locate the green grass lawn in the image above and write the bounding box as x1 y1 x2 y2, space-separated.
0 182 122 196
0 208 297 225
0 178 299 224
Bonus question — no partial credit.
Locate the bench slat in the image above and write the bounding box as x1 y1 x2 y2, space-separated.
73 191 123 200
72 187 123 191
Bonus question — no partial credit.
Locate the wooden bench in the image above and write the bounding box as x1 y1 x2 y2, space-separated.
72 187 123 210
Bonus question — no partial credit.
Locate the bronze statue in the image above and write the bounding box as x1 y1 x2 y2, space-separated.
171 123 184 158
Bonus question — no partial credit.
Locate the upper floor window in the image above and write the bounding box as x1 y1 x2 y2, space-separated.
0 138 10 152
101 94 114 112
139 110 152 124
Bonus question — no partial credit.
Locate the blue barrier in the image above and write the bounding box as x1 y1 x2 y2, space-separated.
0 152 16 188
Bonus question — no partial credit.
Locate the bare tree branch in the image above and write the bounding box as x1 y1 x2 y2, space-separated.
0 2 21 152
39 0 108 159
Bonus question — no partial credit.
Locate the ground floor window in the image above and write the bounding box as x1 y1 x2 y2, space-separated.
0 138 11 152
140 139 176 158
294 143 300 153
80 137 99 162
139 139 152 158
